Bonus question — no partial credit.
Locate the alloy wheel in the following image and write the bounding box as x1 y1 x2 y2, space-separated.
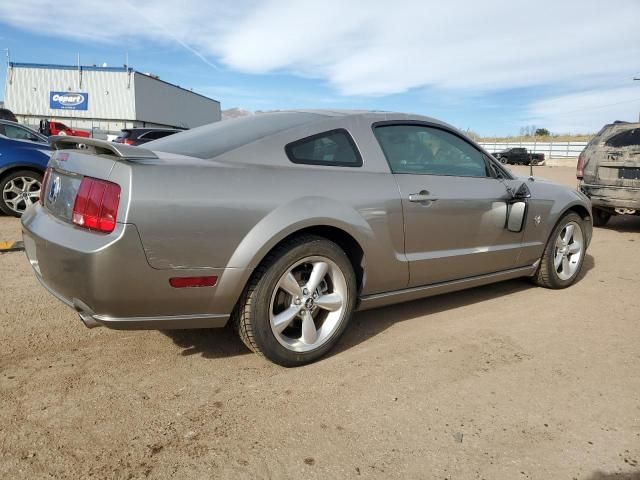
553 221 583 281
269 256 348 353
2 176 41 215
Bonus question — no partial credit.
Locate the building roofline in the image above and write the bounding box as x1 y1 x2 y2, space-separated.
133 71 220 106
8 62 220 105
9 61 131 73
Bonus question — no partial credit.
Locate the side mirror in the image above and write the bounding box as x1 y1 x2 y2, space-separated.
513 182 531 199
507 201 527 232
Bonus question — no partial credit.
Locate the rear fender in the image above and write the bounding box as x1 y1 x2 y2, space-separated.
226 196 374 271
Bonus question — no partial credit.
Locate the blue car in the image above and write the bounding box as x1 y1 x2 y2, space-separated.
0 120 51 216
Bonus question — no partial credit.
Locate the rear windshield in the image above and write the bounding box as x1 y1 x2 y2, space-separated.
605 128 640 148
147 112 324 159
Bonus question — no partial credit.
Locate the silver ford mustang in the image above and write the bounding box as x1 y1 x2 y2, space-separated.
22 110 592 366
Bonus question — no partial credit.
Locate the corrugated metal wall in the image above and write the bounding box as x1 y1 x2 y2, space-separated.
134 73 220 128
4 64 221 133
5 65 136 120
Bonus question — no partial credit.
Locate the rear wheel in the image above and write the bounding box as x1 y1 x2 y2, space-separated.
0 170 43 217
232 236 356 367
533 212 586 289
592 208 611 227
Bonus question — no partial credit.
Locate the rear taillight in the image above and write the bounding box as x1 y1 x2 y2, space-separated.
123 139 135 145
576 154 585 180
40 167 52 205
72 177 121 233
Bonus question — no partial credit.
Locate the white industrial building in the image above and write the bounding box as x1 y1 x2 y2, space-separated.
3 62 221 134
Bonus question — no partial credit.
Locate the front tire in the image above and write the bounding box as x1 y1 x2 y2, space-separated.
533 212 587 289
232 236 356 367
499 157 508 165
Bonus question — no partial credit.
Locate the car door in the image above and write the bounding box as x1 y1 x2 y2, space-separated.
373 123 525 287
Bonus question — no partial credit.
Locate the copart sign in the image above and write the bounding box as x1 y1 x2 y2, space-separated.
49 92 88 110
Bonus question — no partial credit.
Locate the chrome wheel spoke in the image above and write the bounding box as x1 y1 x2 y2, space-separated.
568 242 581 254
279 272 303 298
315 292 343 312
300 310 318 345
562 224 574 243
561 256 571 275
554 251 564 270
273 305 301 334
306 261 328 293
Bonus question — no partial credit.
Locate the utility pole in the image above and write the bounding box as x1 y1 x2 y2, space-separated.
635 77 640 122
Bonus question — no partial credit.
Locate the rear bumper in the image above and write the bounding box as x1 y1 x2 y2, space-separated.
21 205 249 330
579 183 640 210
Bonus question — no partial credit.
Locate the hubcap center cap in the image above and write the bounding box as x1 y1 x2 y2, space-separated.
304 297 315 309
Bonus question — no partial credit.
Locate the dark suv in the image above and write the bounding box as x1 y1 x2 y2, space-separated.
113 128 183 146
578 121 640 226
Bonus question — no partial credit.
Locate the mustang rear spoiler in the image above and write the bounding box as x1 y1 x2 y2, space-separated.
49 135 158 160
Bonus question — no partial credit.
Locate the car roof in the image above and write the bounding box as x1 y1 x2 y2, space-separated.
147 109 457 160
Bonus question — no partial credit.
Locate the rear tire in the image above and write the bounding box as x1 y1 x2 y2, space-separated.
592 208 611 227
533 212 587 289
0 170 43 217
232 235 356 367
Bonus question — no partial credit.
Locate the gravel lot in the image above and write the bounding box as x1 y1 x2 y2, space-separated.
1 165 639 479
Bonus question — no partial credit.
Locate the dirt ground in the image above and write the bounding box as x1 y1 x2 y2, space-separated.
1 165 639 479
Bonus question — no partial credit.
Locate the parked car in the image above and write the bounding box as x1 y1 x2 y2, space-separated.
0 108 18 122
0 120 48 144
22 111 592 366
113 128 183 146
577 121 640 226
493 147 545 165
0 124 51 216
41 120 91 138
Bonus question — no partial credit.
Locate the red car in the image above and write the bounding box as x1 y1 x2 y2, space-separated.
46 121 91 138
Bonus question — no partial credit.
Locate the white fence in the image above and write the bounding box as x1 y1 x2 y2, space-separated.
479 141 588 159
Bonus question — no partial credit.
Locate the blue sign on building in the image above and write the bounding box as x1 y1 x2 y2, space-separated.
49 91 89 110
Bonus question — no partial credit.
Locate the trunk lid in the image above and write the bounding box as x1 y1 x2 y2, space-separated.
44 136 156 225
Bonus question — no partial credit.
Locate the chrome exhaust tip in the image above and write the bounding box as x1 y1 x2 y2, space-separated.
73 299 102 329
78 311 101 329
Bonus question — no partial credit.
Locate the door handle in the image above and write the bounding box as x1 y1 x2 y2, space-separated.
408 190 437 203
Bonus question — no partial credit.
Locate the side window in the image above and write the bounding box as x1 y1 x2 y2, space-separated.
605 128 640 148
286 129 362 167
4 125 39 142
374 124 489 177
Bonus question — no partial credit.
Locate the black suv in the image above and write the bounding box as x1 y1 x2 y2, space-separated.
113 128 184 146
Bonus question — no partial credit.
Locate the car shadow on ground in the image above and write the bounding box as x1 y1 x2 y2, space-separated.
598 214 640 233
162 254 595 361
586 471 640 480
335 254 595 356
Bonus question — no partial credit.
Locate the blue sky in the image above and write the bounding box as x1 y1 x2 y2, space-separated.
1 0 640 136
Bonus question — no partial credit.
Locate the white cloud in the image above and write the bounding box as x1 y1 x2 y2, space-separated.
526 86 640 133
2 0 640 131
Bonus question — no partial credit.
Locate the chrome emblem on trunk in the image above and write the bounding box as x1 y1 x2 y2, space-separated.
48 176 61 204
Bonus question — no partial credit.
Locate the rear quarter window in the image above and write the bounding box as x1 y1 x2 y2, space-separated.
285 129 362 167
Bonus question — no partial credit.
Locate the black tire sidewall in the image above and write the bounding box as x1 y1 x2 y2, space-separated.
249 238 357 367
542 212 587 288
0 170 43 217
